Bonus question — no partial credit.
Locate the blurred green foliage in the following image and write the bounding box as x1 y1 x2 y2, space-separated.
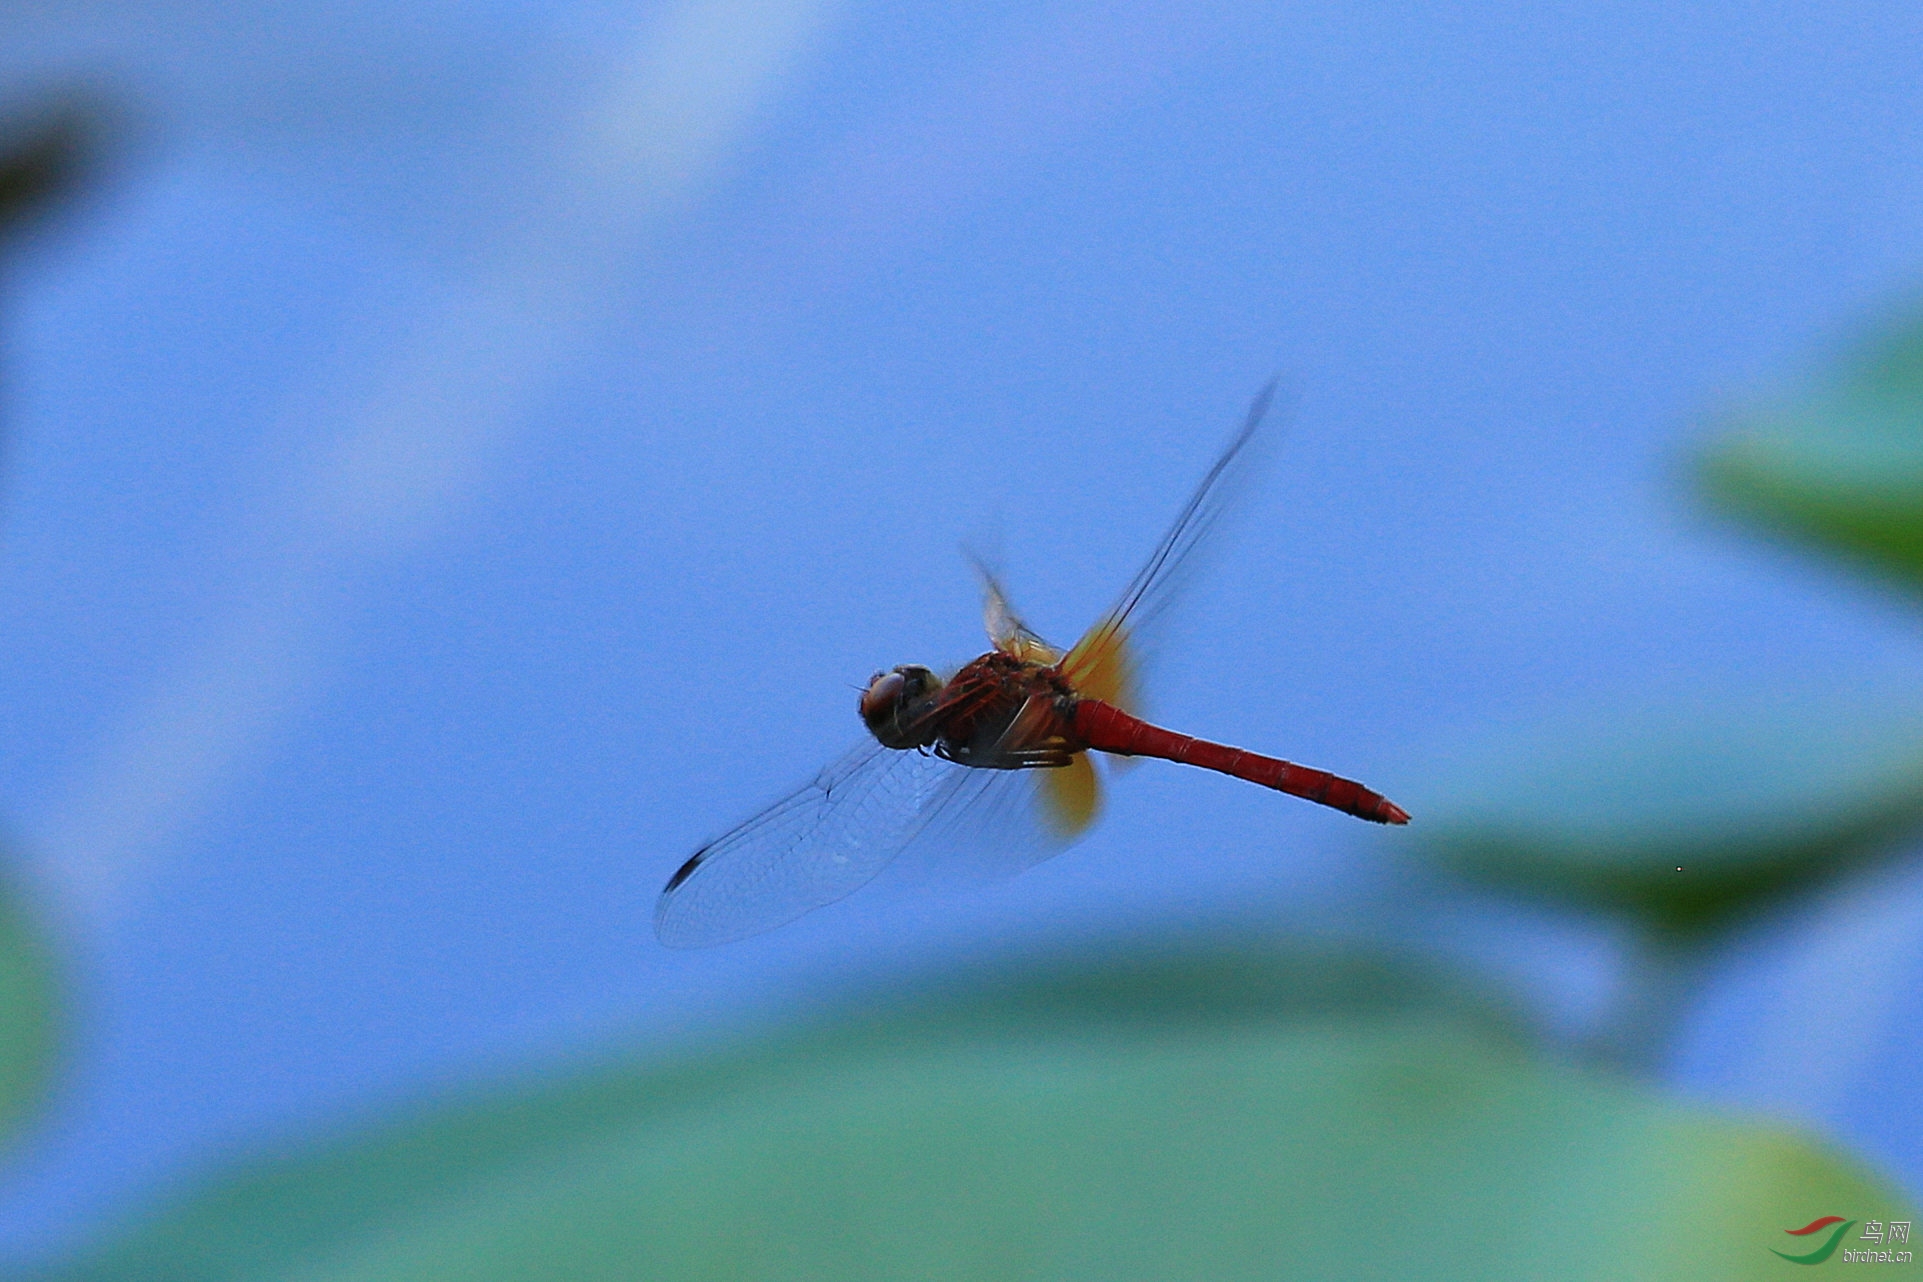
1416 693 1923 931
0 92 98 1159
1417 300 1923 936
0 94 102 241
1703 301 1923 588
1405 296 1923 1090
49 943 1907 1282
0 866 56 1150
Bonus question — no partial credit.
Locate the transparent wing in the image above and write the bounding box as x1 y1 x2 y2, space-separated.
660 384 1283 947
1061 379 1283 707
656 741 1023 948
972 552 1061 663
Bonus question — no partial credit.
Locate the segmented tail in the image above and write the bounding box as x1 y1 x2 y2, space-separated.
1070 700 1409 825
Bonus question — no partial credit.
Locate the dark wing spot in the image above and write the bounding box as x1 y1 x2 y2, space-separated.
662 847 708 894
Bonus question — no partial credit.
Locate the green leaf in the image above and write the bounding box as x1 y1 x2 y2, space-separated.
50 941 1910 1281
0 857 59 1149
1700 296 1923 587
1404 692 1923 928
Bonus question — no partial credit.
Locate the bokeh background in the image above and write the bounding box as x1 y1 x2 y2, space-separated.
4 0 1923 1275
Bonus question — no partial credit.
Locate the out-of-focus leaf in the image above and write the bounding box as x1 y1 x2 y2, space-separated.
51 941 1908 1281
0 95 104 237
0 859 59 1148
1700 298 1923 586
1407 694 1923 928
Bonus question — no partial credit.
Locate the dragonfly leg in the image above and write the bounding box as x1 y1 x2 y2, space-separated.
934 740 1074 770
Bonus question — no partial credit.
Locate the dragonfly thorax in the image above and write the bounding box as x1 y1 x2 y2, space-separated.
859 664 945 750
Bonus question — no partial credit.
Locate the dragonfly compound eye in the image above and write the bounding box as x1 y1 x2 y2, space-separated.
859 671 904 725
860 665 943 749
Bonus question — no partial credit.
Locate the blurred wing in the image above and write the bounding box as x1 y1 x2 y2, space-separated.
1039 752 1102 838
1061 379 1282 712
986 688 1104 839
655 741 976 948
973 553 1061 664
1060 620 1141 711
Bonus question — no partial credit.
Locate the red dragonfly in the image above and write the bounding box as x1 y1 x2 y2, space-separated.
655 383 1407 947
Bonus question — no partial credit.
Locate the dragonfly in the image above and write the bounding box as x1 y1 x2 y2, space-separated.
654 382 1408 948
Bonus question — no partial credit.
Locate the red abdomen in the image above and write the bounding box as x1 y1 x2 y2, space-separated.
1070 699 1410 825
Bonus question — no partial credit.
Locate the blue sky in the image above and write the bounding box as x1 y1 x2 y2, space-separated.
4 0 1923 1259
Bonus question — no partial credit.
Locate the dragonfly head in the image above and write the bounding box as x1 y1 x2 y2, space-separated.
860 664 943 750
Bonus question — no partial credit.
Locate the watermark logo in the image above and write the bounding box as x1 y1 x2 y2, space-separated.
1772 1217 1912 1266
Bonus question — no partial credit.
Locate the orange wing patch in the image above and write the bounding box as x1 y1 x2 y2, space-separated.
1040 753 1102 838
1062 619 1141 713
